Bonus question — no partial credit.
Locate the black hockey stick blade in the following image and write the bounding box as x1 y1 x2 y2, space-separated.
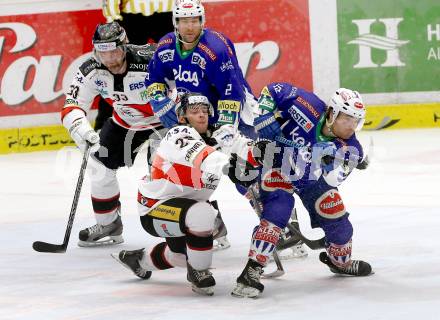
32 241 67 253
285 223 326 250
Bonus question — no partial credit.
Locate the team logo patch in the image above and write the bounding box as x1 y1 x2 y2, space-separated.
146 83 166 96
258 95 276 112
148 205 181 222
152 219 184 237
261 169 293 193
354 102 364 109
197 43 217 61
287 105 314 132
158 49 174 63
261 86 271 96
218 100 241 112
191 52 206 70
220 59 234 72
315 189 346 219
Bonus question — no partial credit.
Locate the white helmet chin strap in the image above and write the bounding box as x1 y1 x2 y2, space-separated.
324 110 337 137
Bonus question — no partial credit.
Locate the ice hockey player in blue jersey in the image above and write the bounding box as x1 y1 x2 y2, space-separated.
144 0 257 251
231 83 373 298
144 0 255 134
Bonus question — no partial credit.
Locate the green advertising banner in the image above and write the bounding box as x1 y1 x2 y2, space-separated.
337 0 440 93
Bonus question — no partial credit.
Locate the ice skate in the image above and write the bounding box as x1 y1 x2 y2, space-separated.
231 259 264 298
78 215 123 247
276 240 308 260
111 248 152 279
212 204 231 251
275 210 308 259
319 252 373 276
187 263 216 296
212 215 230 250
213 235 231 251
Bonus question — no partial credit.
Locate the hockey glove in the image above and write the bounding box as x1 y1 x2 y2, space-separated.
69 118 100 152
253 112 281 140
311 141 337 173
251 140 279 167
211 124 236 149
223 153 258 188
151 96 177 128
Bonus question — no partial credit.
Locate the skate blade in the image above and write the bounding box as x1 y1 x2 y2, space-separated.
231 283 261 298
111 252 128 270
110 253 152 279
78 235 124 247
330 268 375 277
262 269 285 278
213 237 231 251
274 243 308 260
191 285 214 296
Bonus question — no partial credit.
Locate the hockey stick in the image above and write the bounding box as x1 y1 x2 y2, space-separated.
247 186 285 278
284 222 325 250
32 144 91 253
274 135 369 170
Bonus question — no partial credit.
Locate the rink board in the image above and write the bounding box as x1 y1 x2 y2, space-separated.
1 0 439 154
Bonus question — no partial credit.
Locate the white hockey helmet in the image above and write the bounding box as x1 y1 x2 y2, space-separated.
176 92 214 118
327 88 366 131
173 0 206 28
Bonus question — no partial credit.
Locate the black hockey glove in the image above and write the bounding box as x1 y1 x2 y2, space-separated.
252 140 278 167
223 153 258 188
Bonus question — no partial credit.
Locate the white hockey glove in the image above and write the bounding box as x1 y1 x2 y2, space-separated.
62 108 100 152
212 124 236 149
69 117 100 152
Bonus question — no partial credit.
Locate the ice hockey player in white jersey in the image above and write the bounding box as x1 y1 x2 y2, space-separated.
112 92 260 296
61 22 165 247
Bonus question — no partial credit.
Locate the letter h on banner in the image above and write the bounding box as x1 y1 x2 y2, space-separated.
349 18 409 68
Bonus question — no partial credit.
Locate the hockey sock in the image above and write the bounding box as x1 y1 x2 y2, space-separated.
326 239 352 268
248 219 282 267
186 233 213 270
140 242 186 271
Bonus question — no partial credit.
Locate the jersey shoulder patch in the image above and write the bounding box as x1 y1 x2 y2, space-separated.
208 29 234 57
127 44 157 62
157 33 175 49
78 57 101 77
126 44 156 72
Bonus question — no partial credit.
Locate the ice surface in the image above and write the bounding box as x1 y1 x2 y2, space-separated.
1 129 439 320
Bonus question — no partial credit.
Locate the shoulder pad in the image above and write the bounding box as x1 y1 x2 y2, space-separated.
126 44 156 72
126 44 157 61
208 29 234 57
78 57 101 77
157 33 175 49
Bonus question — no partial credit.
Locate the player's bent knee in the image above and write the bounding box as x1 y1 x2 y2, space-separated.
260 190 294 228
185 201 216 234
